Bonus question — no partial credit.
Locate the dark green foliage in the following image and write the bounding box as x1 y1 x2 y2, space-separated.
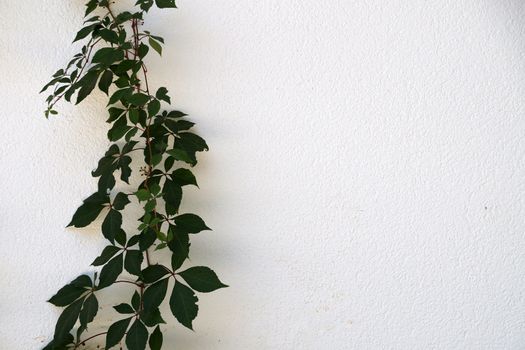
41 1 226 348
97 253 123 289
48 277 89 306
149 326 163 350
174 213 210 234
179 266 228 293
106 317 132 349
170 281 198 330
124 249 144 275
142 264 170 283
92 245 121 266
156 0 177 9
102 209 122 242
54 298 84 344
126 319 149 350
67 192 108 228
79 294 98 327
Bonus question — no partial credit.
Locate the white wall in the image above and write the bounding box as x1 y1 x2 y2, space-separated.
1 0 525 349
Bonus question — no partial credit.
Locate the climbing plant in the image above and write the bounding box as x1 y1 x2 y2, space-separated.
40 1 226 349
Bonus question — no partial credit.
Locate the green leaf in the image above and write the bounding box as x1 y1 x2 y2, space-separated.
124 249 144 276
163 179 182 215
138 42 149 59
115 229 127 246
139 228 156 251
141 308 166 327
106 317 132 349
143 278 169 311
43 334 74 350
149 326 163 350
149 37 162 56
174 214 210 234
118 155 133 182
175 120 195 131
92 245 121 266
107 107 125 122
147 99 161 116
73 24 97 42
71 275 93 288
142 265 170 283
126 319 148 350
164 157 175 172
155 0 177 8
114 303 135 314
171 168 198 187
179 266 227 293
128 93 150 106
169 281 198 330
92 47 124 66
136 188 150 201
155 87 171 104
167 110 186 119
54 297 84 344
129 108 140 124
108 87 133 105
97 172 115 194
98 70 113 95
137 0 154 11
76 70 100 104
85 0 98 17
48 283 86 307
113 192 130 210
67 193 108 227
98 28 119 44
168 228 190 270
108 116 131 141
131 290 141 310
79 294 98 327
97 253 123 289
102 209 122 242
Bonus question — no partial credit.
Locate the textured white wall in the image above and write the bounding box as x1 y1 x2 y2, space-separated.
1 0 525 349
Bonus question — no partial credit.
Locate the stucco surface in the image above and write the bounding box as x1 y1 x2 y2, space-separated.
1 0 525 349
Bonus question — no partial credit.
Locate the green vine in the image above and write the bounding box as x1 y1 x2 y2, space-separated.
40 1 226 349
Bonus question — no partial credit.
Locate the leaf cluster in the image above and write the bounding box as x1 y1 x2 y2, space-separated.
41 1 226 349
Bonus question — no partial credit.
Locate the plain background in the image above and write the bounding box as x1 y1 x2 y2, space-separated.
1 0 525 349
